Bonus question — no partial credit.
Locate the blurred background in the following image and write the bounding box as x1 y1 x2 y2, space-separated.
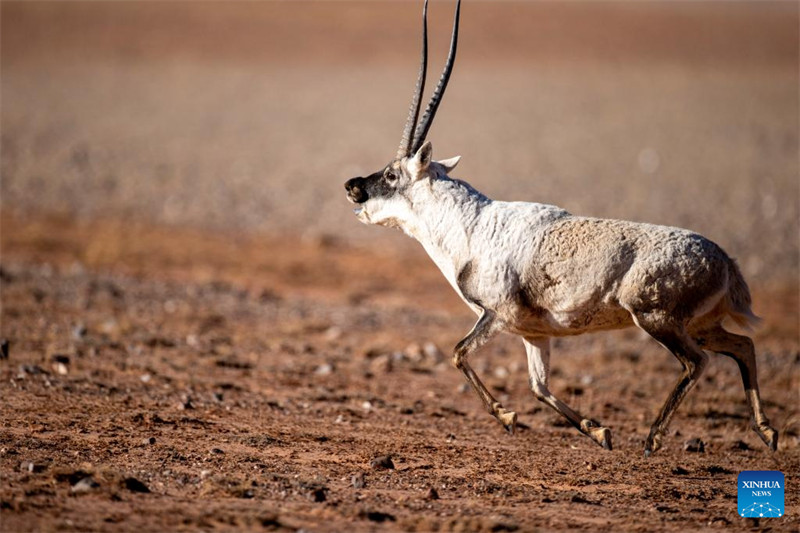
2 0 798 284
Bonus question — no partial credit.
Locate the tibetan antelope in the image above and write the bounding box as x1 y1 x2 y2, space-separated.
344 0 777 456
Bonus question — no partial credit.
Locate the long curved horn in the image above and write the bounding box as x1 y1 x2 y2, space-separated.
397 0 429 160
411 0 460 154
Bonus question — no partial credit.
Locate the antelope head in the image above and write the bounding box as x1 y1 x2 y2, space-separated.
345 0 462 228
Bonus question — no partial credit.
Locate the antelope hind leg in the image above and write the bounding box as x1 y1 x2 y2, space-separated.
694 325 778 451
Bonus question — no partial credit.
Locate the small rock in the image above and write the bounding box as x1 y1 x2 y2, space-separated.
369 354 393 373
359 510 396 523
684 438 705 453
19 364 46 376
143 437 156 445
200 470 212 480
493 366 509 379
51 355 70 375
324 327 342 341
123 477 150 493
20 461 46 473
0 339 9 360
351 472 366 489
672 466 690 475
314 363 334 376
240 489 255 499
71 476 100 493
179 396 194 410
72 325 87 341
730 440 751 451
140 374 152 383
570 494 597 505
405 343 424 362
369 455 395 470
585 462 596 471
424 487 439 500
422 342 444 363
706 465 732 475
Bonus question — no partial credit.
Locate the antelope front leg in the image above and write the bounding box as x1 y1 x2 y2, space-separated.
453 311 517 434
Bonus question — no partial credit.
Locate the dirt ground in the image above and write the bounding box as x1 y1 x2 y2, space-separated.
2 2 799 532
1 211 798 533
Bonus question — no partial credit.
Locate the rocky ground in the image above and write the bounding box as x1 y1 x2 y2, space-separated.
1 213 798 532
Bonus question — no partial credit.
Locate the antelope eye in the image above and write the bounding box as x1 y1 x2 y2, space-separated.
385 172 398 183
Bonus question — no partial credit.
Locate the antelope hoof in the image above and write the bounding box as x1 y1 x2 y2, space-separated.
580 420 612 450
644 432 662 458
498 410 517 435
592 427 613 451
756 426 779 452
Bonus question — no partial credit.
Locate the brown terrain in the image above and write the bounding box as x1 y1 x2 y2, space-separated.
1 2 798 532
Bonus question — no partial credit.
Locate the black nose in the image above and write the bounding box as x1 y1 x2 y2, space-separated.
345 177 368 203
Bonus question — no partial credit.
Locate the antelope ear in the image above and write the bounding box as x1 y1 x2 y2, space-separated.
436 155 461 173
409 141 433 179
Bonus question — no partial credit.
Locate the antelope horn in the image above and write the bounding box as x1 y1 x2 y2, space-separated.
397 0 429 160
411 0 460 154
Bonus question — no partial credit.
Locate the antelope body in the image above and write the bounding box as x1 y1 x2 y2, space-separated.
344 0 778 455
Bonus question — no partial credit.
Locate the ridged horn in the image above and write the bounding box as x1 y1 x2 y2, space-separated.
411 0 460 154
397 0 429 160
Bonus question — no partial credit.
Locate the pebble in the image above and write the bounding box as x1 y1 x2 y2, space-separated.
0 339 9 360
51 354 70 375
425 487 439 500
683 438 705 453
72 324 87 341
180 396 195 410
405 343 424 362
351 472 366 489
422 342 444 363
314 363 334 376
71 476 100 493
369 455 395 470
324 327 342 341
20 461 46 473
369 354 393 373
123 477 150 493
493 366 509 379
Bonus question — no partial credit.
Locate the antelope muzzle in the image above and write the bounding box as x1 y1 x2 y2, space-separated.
345 177 368 204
